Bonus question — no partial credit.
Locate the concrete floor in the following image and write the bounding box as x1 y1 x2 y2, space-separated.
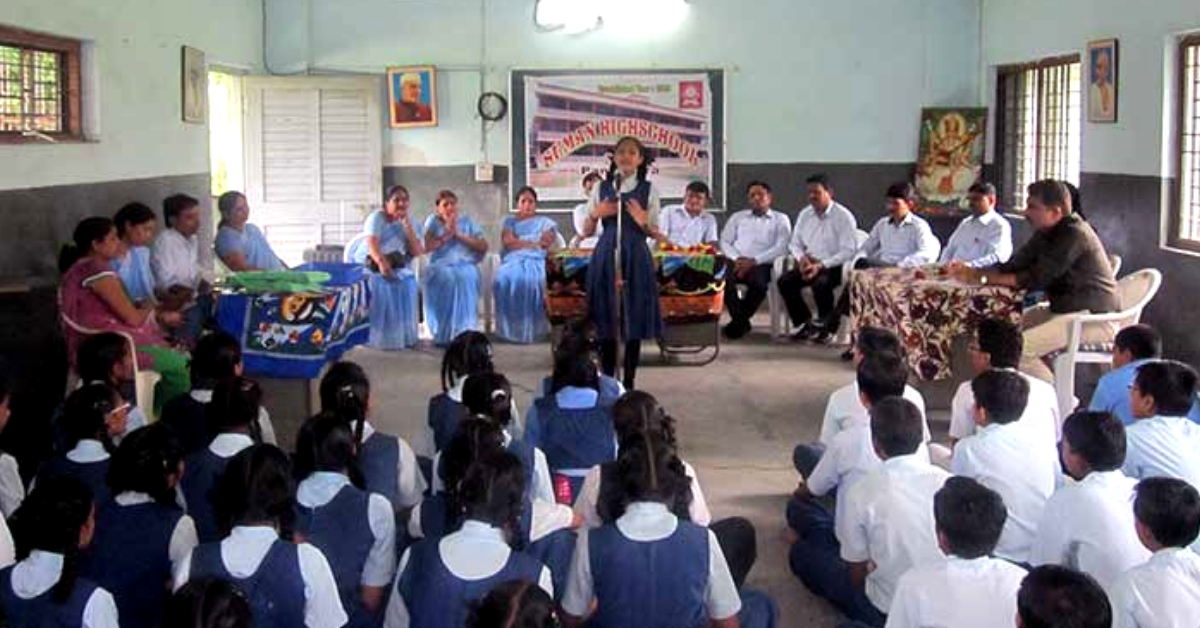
288 317 958 628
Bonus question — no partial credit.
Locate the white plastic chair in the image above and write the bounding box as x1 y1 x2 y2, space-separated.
1108 253 1123 277
484 232 566 334
341 234 369 263
1051 268 1162 416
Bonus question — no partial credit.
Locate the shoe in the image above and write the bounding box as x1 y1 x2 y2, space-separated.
723 322 747 340
790 323 819 342
812 330 834 345
840 348 854 361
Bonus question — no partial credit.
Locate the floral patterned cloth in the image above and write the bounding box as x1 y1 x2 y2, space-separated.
849 266 1025 381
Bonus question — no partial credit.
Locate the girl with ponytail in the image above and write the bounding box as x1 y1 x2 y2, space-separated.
36 382 129 507
293 412 396 627
319 361 425 514
1 476 118 628
425 330 505 455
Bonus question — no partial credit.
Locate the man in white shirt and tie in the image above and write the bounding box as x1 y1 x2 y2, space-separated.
939 182 1012 268
152 193 210 339
655 181 720 249
719 181 792 339
777 174 859 344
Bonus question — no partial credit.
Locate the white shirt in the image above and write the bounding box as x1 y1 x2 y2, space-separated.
837 454 950 613
361 421 427 509
174 525 347 628
818 382 930 445
939 210 1013 268
10 551 119 628
0 452 24 518
572 202 603 249
789 202 859 268
948 372 1062 443
430 430 555 504
296 472 396 587
151 228 201 291
417 377 525 457
190 389 278 445
951 421 1059 563
885 555 1026 628
561 502 741 621
113 491 199 572
407 497 575 545
861 212 941 267
1031 470 1151 593
1111 547 1200 628
658 205 719 247
66 439 110 464
385 520 553 628
720 208 792 264
580 175 662 232
1123 416 1200 489
208 432 255 458
0 512 14 568
575 459 711 529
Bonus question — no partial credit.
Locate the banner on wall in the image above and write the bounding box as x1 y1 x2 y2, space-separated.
513 70 723 208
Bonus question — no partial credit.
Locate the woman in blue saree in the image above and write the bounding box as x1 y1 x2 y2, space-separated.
112 202 159 306
494 186 559 343
214 191 286 271
347 185 423 349
422 190 489 346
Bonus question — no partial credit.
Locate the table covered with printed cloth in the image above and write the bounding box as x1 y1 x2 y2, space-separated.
849 266 1025 381
215 263 371 379
545 248 727 323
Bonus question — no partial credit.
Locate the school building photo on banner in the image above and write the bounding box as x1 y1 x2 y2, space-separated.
387 65 437 128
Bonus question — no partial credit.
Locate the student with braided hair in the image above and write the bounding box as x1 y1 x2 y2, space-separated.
468 580 559 628
35 383 128 507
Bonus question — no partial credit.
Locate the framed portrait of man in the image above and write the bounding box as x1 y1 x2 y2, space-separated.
387 66 438 128
1087 39 1118 123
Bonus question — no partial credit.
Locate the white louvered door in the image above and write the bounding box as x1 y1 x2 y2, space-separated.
243 76 382 266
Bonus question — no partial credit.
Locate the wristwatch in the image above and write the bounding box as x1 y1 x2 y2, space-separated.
979 274 989 285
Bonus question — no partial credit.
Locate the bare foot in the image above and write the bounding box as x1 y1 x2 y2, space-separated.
779 525 799 546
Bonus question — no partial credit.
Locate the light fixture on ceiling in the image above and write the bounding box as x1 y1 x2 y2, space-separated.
534 0 688 36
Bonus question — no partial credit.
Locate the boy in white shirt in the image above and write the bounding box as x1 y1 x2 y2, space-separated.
790 397 949 628
886 477 1026 628
1124 360 1200 488
1032 411 1150 592
654 181 720 249
952 369 1058 564
1017 565 1112 628
1110 477 1200 628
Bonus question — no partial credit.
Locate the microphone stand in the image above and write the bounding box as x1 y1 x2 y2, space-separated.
612 174 624 386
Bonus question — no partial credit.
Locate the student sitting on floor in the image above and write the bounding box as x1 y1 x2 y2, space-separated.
387 451 552 628
72 332 149 442
175 444 347 628
1123 360 1200 489
36 383 128 507
1031 410 1149 593
165 578 253 628
319 361 426 515
560 433 742 628
535 320 624 405
0 368 23 518
180 377 264 543
1110 477 1200 627
424 331 500 456
791 397 949 628
1017 565 1112 628
947 318 1061 449
951 369 1058 565
1090 324 1200 425
82 424 197 628
469 580 557 628
1 477 116 628
160 331 277 453
885 476 1027 628
293 412 396 628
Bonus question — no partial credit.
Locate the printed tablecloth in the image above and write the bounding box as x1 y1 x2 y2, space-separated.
849 266 1024 381
545 249 727 323
216 263 371 378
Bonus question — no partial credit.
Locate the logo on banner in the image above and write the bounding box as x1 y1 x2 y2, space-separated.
679 81 703 109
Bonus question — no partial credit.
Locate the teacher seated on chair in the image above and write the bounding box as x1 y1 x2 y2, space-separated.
347 184 423 350
422 189 489 346
950 179 1118 382
653 180 720 249
719 180 792 340
494 186 560 344
214 191 286 272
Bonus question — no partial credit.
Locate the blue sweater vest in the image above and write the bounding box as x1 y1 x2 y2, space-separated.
588 521 710 628
294 485 377 628
532 397 616 472
427 394 468 453
81 501 183 628
181 448 234 543
190 540 306 628
359 433 401 510
0 565 100 628
36 456 111 507
396 539 543 628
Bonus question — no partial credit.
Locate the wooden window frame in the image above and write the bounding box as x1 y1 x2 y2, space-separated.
994 54 1081 211
1170 33 1200 253
0 23 82 144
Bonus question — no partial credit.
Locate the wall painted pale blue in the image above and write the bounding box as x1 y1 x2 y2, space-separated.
267 0 983 167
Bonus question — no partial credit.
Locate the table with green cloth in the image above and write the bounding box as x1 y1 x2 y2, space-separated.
545 248 727 324
215 263 371 378
848 266 1025 381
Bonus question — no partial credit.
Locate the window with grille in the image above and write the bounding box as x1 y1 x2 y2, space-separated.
1173 35 1200 249
0 24 81 141
995 55 1082 211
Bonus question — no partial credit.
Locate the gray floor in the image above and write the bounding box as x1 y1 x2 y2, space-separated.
305 319 956 628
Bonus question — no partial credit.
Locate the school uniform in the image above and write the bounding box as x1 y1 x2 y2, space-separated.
951 421 1059 564
1090 359 1200 425
0 550 119 628
0 450 24 518
385 520 552 628
175 525 347 628
1123 415 1200 489
357 422 425 511
1110 547 1200 628
948 371 1062 443
161 388 279 454
421 214 486 347
35 440 111 507
524 387 617 501
575 458 711 528
799 382 930 475
82 491 198 628
562 502 741 628
494 215 559 344
1030 470 1151 594
295 472 396 628
0 512 13 569
420 376 527 458
180 432 254 542
538 374 625 405
430 429 556 505
885 555 1026 628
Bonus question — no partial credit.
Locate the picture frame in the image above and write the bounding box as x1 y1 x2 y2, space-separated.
914 107 987 214
181 46 207 124
1087 38 1118 123
387 66 438 128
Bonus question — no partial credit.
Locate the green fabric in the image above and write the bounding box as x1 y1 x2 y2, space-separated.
138 345 191 414
222 271 332 294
